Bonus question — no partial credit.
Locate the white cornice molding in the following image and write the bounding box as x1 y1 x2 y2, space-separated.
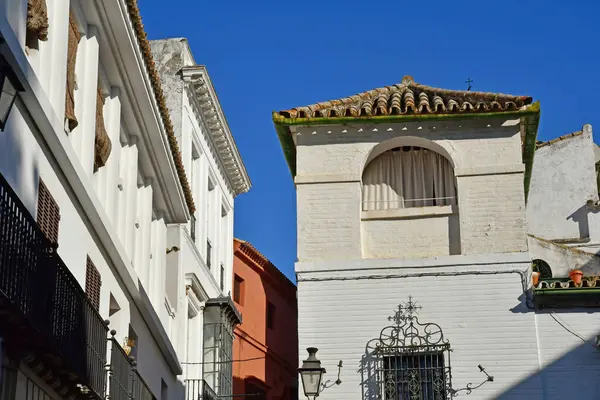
181 65 251 197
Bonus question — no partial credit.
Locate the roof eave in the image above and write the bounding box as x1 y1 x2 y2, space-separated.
273 102 541 182
182 66 252 196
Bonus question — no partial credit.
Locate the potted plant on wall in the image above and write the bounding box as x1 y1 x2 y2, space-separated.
569 268 584 285
123 337 136 356
532 270 540 287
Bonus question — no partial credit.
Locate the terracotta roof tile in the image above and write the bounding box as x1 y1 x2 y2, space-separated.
535 277 600 290
276 75 533 120
535 130 584 149
125 0 195 214
234 238 296 289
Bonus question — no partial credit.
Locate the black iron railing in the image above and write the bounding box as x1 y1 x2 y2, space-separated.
132 366 155 400
1 363 54 400
185 379 217 400
108 337 156 400
109 337 132 400
0 173 108 398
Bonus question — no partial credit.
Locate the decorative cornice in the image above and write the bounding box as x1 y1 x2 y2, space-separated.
205 295 243 326
181 66 251 197
234 238 297 299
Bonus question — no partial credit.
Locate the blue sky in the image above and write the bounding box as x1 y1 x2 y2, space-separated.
142 0 600 282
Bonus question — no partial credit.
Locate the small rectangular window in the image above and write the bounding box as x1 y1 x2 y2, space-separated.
220 263 225 291
190 214 197 242
267 302 276 330
206 239 212 269
37 178 61 244
233 275 244 305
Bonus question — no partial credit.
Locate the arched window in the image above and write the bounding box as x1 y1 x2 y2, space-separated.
362 147 456 211
532 259 552 279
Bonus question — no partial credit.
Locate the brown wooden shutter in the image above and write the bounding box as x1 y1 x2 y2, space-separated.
65 14 80 132
26 0 49 43
85 256 101 311
36 179 60 245
94 84 111 171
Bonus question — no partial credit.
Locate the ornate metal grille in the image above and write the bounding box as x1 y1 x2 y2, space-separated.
361 297 452 400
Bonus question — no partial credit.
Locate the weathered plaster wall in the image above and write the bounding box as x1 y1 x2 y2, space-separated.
150 38 186 155
527 125 597 242
528 236 600 277
362 212 460 258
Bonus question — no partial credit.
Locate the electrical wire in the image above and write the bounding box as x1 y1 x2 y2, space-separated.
181 356 266 365
549 312 588 344
297 268 536 309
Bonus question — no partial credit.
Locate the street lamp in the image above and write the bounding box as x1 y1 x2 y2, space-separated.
0 48 23 131
298 347 326 399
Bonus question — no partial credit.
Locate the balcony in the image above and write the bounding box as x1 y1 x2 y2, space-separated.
0 173 108 398
108 336 155 400
185 379 217 400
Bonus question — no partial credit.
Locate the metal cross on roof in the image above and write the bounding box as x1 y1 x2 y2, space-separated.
388 296 423 325
466 78 473 91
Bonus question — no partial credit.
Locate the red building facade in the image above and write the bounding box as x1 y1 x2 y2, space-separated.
232 239 298 400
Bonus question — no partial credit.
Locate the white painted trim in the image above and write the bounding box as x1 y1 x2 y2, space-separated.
361 205 457 221
295 174 360 184
455 164 525 177
0 17 182 375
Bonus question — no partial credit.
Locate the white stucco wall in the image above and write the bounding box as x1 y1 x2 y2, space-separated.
296 254 600 399
0 100 180 398
0 0 194 397
527 125 597 242
293 116 600 399
296 254 545 400
294 119 527 262
362 210 460 258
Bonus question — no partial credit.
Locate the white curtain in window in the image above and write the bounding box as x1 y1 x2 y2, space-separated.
362 148 456 210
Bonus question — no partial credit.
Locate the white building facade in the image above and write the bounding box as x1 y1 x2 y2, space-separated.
0 1 249 399
150 38 251 399
274 76 600 399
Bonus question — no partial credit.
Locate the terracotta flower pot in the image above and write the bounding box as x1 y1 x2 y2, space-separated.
569 269 584 285
532 271 540 287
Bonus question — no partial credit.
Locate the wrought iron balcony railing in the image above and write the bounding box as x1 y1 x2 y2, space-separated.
0 173 108 398
108 336 156 400
184 379 218 400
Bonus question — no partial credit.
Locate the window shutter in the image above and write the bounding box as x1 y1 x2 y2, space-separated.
26 0 49 43
37 179 60 245
85 256 101 311
94 84 112 171
65 14 80 132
